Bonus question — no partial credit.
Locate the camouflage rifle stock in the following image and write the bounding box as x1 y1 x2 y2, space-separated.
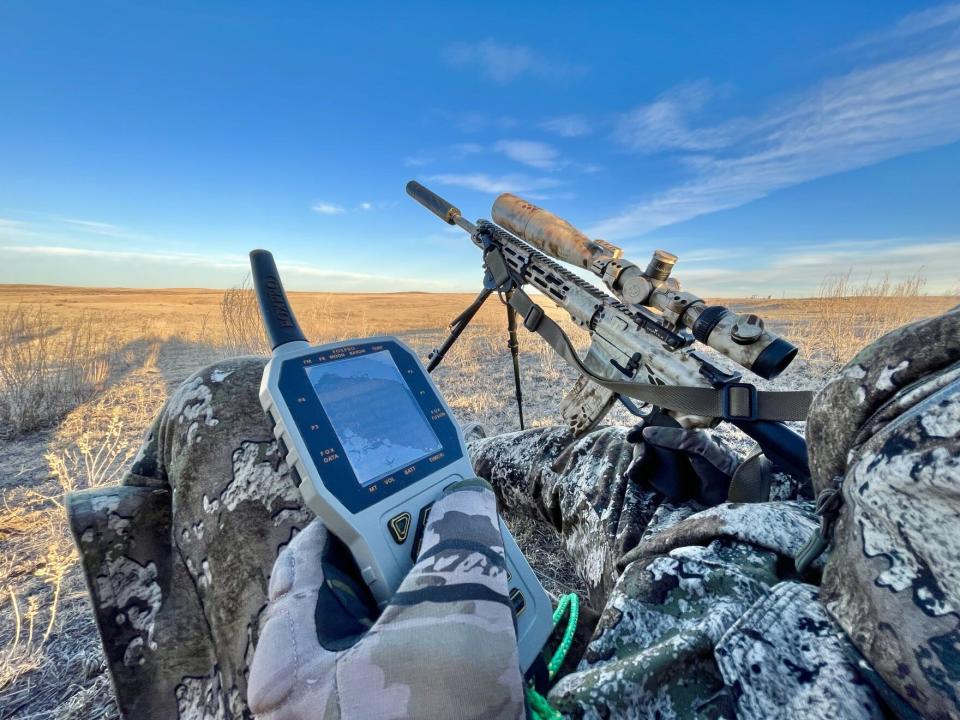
407 181 812 479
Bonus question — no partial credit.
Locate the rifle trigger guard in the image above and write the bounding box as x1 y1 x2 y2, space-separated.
522 304 544 332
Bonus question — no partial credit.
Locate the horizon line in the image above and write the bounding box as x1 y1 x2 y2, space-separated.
2 282 958 302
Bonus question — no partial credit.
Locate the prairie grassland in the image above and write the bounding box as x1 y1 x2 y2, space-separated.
0 281 956 719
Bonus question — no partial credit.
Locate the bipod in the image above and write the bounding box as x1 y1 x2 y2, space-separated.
425 263 527 431
426 287 493 372
505 290 525 430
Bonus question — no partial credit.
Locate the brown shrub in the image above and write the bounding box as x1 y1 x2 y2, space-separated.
0 306 128 438
788 271 934 367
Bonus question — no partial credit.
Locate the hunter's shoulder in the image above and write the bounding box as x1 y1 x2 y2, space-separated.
808 307 960 486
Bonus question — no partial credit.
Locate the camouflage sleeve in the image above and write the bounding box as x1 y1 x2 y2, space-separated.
470 425 662 607
68 357 313 719
248 479 525 720
336 479 525 719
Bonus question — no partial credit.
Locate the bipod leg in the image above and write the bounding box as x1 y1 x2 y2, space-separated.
427 287 493 373
505 290 525 430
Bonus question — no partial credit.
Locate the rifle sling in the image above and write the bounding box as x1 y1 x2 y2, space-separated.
506 289 813 422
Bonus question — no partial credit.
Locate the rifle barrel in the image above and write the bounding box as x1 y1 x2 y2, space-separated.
406 181 477 234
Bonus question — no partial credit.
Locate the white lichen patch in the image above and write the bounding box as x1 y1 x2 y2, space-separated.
920 395 960 438
175 674 227 720
219 441 299 513
94 556 162 667
209 368 234 383
876 360 909 392
170 376 219 446
640 503 696 544
677 502 817 561
716 582 881 719
123 636 145 666
107 513 130 534
840 365 867 382
198 560 212 590
563 506 611 589
271 506 312 527
850 442 960 614
91 494 120 514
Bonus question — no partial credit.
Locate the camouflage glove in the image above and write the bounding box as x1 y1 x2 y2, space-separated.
247 479 525 720
626 422 740 506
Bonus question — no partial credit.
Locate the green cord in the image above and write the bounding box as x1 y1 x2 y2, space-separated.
548 593 579 679
526 687 563 720
526 593 580 720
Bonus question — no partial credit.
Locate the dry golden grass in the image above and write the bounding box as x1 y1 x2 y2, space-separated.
1 346 165 718
0 278 956 718
720 276 956 368
0 305 130 439
787 272 940 367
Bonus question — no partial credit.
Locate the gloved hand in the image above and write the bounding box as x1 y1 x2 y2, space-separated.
247 479 526 720
625 420 741 506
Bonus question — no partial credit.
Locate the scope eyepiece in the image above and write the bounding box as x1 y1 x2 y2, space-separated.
689 304 797 380
752 337 799 380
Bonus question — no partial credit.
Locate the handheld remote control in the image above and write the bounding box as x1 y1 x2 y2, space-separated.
250 249 552 671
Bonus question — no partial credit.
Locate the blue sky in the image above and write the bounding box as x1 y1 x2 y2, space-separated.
1 2 958 296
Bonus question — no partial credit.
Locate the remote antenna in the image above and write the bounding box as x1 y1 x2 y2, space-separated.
249 249 307 349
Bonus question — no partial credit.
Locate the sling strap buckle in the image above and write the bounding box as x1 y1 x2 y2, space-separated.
721 382 758 421
522 304 544 332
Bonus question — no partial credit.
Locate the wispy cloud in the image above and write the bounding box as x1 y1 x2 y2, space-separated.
424 173 562 195
1 244 236 264
613 81 733 154
494 140 562 170
442 40 586 84
311 202 346 215
593 11 960 240
672 237 960 296
60 218 125 234
316 200 389 214
540 115 592 138
2 214 157 247
0 244 456 290
404 143 484 168
843 2 960 53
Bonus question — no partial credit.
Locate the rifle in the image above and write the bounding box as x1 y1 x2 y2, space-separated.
406 181 812 480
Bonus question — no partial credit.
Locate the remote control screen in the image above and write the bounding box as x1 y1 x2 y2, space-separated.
305 351 442 485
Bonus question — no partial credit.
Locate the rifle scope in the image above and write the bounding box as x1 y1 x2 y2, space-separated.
492 194 798 380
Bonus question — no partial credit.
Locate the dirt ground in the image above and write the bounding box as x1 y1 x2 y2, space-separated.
0 285 956 718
